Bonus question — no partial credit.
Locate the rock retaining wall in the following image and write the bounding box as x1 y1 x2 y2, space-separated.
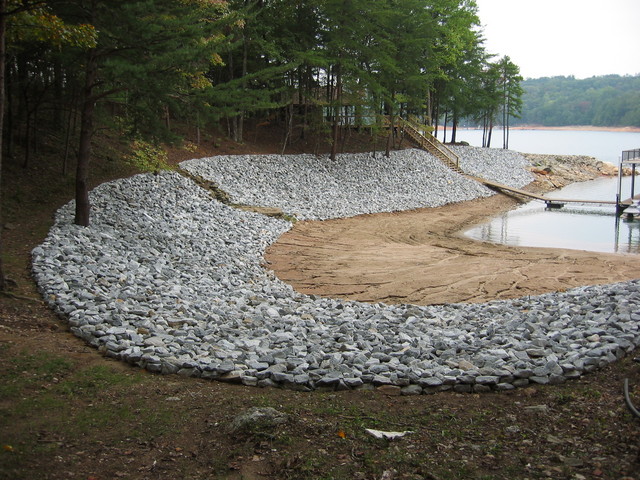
31 148 640 393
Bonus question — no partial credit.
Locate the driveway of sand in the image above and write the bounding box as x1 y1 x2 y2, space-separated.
265 193 640 305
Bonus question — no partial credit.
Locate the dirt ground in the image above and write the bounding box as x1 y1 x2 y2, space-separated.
266 192 640 305
1 129 640 480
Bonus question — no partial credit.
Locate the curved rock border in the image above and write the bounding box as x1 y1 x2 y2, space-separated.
31 150 640 394
180 148 533 220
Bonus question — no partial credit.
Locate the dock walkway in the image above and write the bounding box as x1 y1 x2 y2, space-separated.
469 176 625 206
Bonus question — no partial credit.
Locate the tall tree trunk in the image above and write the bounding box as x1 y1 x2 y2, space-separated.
63 89 78 175
281 101 293 154
164 104 171 131
443 111 448 143
75 50 97 227
504 99 510 149
327 67 333 118
451 112 458 143
482 113 488 147
330 64 341 161
0 0 7 290
502 82 507 149
487 120 493 148
237 30 248 143
340 105 349 153
385 112 393 158
385 93 396 158
434 103 440 140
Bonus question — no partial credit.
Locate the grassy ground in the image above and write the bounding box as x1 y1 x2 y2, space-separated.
1 125 639 480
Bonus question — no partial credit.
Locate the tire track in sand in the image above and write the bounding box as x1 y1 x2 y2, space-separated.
265 194 640 305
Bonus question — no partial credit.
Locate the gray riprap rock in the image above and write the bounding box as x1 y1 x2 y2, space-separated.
475 376 499 385
294 373 310 384
230 407 289 433
316 373 342 387
526 348 547 358
344 377 364 388
495 383 515 391
271 371 295 383
241 376 258 387
401 384 423 396
420 377 443 387
529 375 550 385
30 154 640 394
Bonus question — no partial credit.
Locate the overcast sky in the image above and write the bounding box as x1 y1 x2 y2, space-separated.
474 0 640 79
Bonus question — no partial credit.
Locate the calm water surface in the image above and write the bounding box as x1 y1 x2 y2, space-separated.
456 129 640 254
464 176 640 254
451 128 640 163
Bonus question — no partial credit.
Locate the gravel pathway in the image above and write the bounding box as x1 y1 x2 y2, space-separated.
31 148 640 393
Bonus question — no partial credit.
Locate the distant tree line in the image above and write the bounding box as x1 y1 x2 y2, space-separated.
513 75 640 127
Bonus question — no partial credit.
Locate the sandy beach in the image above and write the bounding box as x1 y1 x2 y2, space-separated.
266 190 640 305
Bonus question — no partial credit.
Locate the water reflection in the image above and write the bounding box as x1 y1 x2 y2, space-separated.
615 216 640 254
464 177 640 254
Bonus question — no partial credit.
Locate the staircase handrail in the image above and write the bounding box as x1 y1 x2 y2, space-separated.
403 117 459 169
395 117 460 170
407 115 435 134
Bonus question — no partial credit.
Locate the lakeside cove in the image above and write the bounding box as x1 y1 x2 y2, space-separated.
31 146 640 394
4 133 640 480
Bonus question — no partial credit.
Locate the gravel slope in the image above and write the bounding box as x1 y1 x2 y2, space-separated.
30 147 640 393
181 148 533 220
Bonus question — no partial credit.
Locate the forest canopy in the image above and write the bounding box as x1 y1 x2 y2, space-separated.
3 0 521 154
514 75 640 128
1 0 522 229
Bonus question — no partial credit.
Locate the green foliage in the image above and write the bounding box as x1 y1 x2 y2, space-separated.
8 0 524 223
516 74 640 127
125 140 171 172
7 0 97 49
208 0 494 148
12 0 505 152
456 55 523 148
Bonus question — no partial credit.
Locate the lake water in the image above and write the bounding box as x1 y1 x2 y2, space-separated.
450 128 640 164
465 176 640 254
458 129 640 254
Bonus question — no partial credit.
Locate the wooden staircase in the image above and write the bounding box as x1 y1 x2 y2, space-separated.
383 117 632 211
390 116 464 175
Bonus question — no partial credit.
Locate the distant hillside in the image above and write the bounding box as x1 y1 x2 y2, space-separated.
515 75 640 127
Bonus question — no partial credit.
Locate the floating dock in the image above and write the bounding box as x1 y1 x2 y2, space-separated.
467 175 623 208
470 147 640 215
617 149 640 215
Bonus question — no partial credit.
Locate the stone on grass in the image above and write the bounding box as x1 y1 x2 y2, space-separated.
230 407 289 433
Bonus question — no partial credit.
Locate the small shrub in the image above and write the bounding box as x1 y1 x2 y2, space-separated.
183 141 198 153
125 140 171 172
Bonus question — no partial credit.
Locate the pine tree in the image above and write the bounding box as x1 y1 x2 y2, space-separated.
54 0 229 226
0 0 96 289
497 56 523 149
